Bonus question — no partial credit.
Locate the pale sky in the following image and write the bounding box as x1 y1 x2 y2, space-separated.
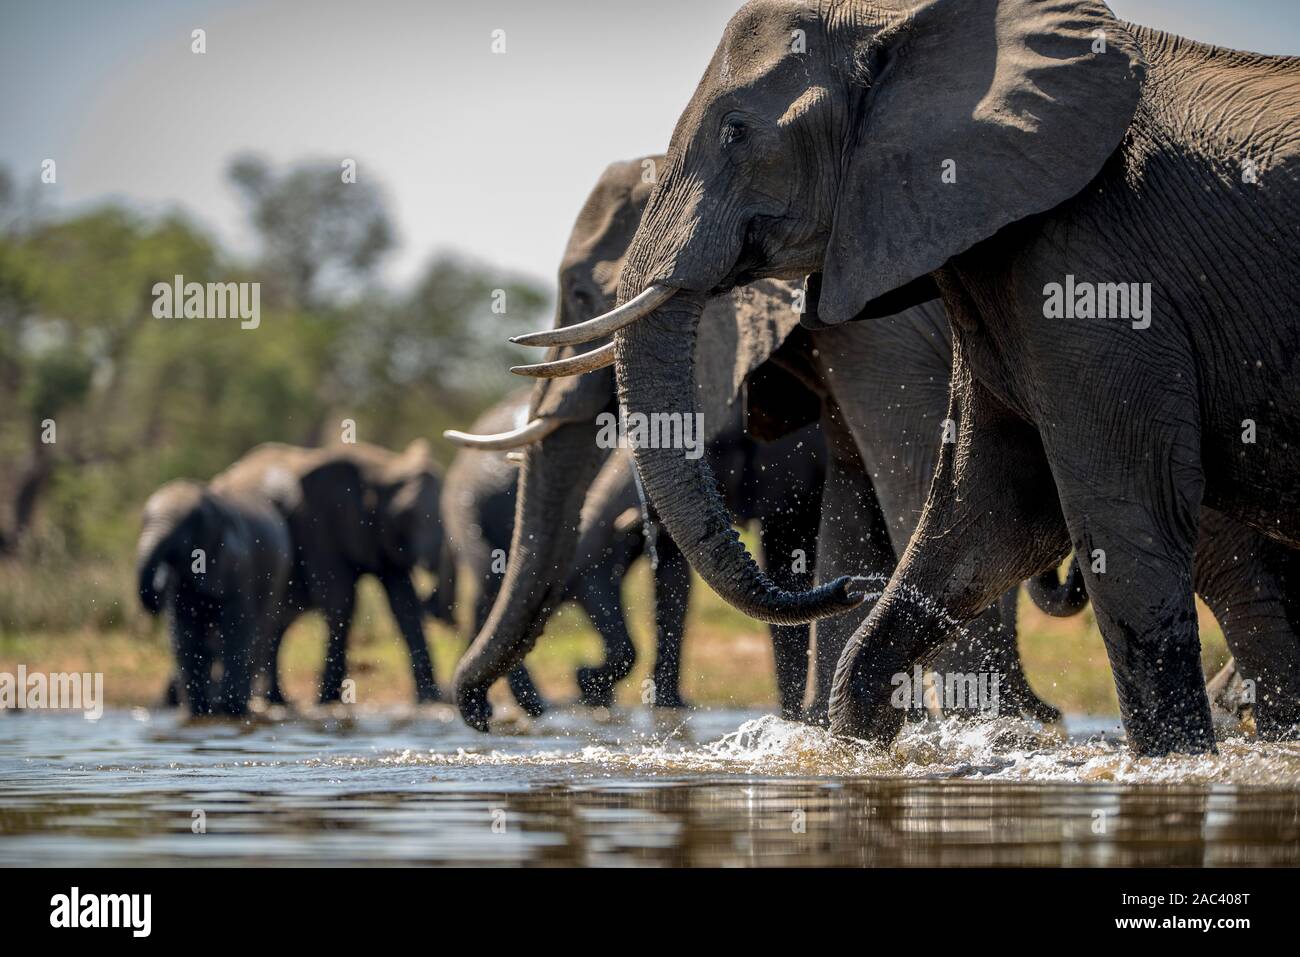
3 0 1299 288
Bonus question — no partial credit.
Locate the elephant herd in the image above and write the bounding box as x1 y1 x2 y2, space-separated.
142 0 1300 757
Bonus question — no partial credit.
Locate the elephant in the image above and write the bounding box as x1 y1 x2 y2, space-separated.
175 440 447 706
446 384 829 719
537 0 1300 754
451 156 1060 730
137 470 293 716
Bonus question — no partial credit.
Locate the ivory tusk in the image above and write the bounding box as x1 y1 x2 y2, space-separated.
510 342 616 378
509 285 676 348
442 417 560 450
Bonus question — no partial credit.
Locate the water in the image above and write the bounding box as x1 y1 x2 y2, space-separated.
2 708 1299 866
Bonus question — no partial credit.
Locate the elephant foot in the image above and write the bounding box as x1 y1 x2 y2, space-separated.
517 690 547 718
159 679 181 709
651 686 690 710
576 666 617 709
505 666 547 718
456 684 493 732
1254 702 1300 742
1021 698 1063 726
416 684 445 705
214 699 250 720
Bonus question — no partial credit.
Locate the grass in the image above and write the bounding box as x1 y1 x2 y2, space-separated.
0 553 1230 716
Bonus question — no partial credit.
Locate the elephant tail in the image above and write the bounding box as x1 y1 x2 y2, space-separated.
428 538 459 628
1026 559 1089 618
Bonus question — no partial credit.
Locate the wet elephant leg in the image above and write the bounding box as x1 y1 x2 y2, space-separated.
806 405 895 725
160 675 181 708
1194 510 1300 740
928 592 1061 723
380 573 441 703
830 366 1071 744
759 506 820 721
215 593 255 716
1045 417 1213 755
574 566 637 708
265 617 291 706
650 531 691 708
318 581 357 704
171 598 212 715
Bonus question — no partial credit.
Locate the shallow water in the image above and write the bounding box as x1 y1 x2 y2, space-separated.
2 707 1298 866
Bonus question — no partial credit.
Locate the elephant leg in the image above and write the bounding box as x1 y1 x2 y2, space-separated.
1037 381 1215 754
830 368 1071 745
573 567 636 708
473 568 546 717
380 573 442 703
319 583 357 704
265 619 289 706
1194 510 1300 740
1057 494 1211 755
759 510 819 721
171 600 212 716
928 591 1061 723
806 404 895 725
650 531 691 708
505 667 546 717
159 675 181 708
215 594 255 717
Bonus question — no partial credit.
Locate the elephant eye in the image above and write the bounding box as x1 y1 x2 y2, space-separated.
720 119 748 148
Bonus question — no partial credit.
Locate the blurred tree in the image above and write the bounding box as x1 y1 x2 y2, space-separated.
0 160 548 563
0 208 219 553
227 154 394 309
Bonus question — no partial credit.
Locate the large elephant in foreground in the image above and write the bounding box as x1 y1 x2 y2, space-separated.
451 156 1060 730
536 0 1300 753
137 472 293 715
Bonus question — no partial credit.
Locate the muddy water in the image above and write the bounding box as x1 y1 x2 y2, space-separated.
2 708 1298 866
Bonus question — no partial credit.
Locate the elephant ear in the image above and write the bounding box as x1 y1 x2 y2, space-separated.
694 279 803 442
814 0 1146 325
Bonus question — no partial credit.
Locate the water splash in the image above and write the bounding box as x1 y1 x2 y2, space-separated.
331 713 1300 787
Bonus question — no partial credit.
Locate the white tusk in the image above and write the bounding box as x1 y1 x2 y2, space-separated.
442 417 561 450
511 342 616 379
510 285 676 348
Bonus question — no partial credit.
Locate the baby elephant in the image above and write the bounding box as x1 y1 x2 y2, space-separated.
137 474 293 716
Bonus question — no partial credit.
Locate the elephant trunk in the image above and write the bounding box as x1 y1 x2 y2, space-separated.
1026 560 1088 617
614 294 867 625
428 537 459 626
452 420 609 729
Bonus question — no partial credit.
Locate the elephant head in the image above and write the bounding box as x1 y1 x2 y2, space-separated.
514 0 1144 626
446 157 820 729
137 479 225 613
